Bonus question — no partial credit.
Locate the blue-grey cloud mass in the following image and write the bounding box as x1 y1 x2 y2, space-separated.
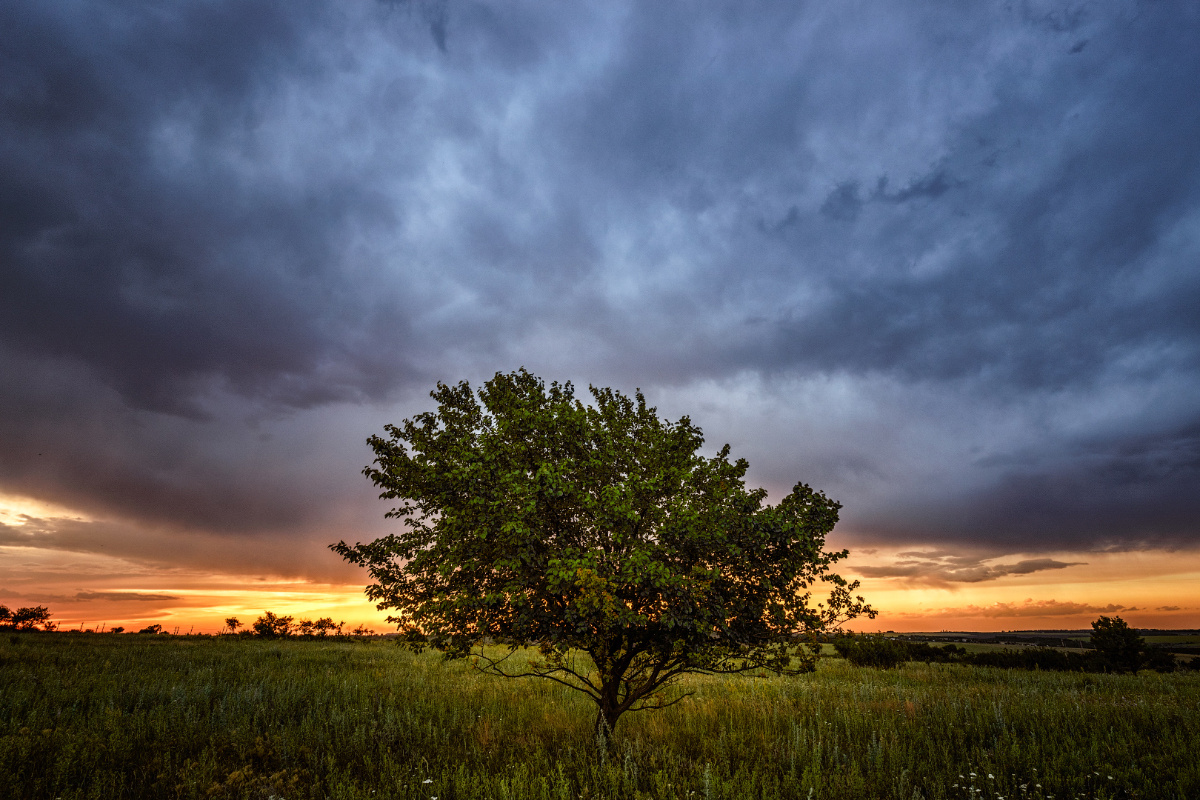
1 0 1198 574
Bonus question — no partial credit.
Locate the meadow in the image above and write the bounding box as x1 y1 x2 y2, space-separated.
1 633 1197 800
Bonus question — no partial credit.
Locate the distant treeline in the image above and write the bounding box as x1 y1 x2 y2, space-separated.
832 617 1199 674
220 612 374 638
1 605 377 637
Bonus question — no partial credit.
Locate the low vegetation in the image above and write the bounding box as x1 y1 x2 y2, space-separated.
2 631 1197 799
833 617 1197 674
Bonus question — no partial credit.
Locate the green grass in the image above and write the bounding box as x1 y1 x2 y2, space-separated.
2 633 1198 800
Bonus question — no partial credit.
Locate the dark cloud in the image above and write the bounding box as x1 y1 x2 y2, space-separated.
905 599 1140 620
0 1 1198 562
854 552 1085 584
73 591 179 602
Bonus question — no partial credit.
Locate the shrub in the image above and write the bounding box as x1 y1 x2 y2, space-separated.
0 606 54 631
252 612 294 638
1090 616 1145 673
832 636 910 669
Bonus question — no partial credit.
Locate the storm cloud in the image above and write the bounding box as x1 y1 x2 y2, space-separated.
1 0 1198 570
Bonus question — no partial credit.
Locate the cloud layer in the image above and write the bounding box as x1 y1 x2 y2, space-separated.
1 1 1198 577
855 552 1085 585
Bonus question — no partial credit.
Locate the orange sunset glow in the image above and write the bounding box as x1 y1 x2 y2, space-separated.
5 490 1198 635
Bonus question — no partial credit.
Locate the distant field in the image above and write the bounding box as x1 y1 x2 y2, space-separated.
2 633 1198 799
1143 635 1200 646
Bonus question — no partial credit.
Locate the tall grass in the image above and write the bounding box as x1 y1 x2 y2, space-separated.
1 632 1197 799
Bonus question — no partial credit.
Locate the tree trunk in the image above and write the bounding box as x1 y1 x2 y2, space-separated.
594 703 622 752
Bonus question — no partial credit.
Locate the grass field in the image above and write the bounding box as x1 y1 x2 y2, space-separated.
2 633 1198 800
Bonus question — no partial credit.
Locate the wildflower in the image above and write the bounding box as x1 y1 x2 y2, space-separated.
988 774 995 779
423 779 433 784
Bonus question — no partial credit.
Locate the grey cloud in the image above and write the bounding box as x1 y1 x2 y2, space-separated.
0 511 367 582
854 553 1085 584
0 1 1198 559
908 600 1136 619
73 591 180 602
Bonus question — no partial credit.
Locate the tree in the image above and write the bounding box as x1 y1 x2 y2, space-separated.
1090 616 1144 673
225 617 241 634
139 624 164 634
252 611 294 638
332 370 875 735
4 606 53 631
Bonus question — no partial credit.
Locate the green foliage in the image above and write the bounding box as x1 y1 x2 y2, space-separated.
333 370 874 731
1143 647 1180 673
1 634 1198 799
832 635 911 669
1090 616 1146 673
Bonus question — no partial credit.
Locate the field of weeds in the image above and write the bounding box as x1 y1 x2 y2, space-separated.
1 632 1197 799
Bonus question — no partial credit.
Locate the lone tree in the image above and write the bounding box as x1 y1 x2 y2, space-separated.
1090 615 1145 673
332 370 874 734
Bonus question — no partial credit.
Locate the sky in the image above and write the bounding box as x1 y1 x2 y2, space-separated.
1 0 1198 634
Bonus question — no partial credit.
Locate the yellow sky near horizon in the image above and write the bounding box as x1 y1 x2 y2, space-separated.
2 493 1198 634
840 547 1200 632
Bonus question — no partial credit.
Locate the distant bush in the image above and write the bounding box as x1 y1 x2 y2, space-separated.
832 635 967 669
252 612 294 638
0 605 55 631
832 636 910 669
294 617 342 637
138 624 164 635
904 641 967 663
243 612 353 638
966 648 1097 671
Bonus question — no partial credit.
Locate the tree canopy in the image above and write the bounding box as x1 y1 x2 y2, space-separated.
1090 616 1146 673
333 369 874 733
